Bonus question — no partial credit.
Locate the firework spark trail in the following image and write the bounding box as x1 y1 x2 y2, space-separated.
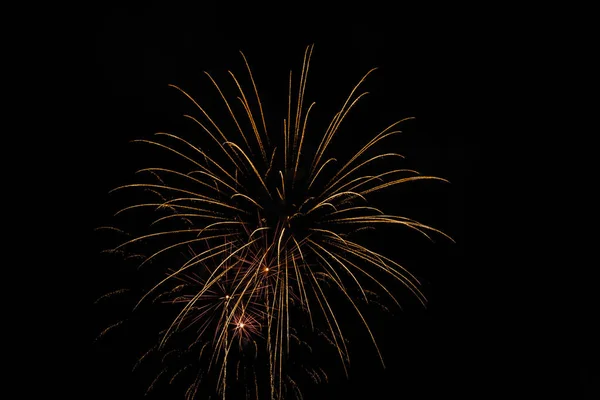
98 43 452 399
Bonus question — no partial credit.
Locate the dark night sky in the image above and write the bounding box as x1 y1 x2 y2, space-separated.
56 2 594 399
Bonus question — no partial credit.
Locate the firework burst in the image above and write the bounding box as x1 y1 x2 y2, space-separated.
96 44 452 399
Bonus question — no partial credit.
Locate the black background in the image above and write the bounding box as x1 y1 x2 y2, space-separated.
46 2 593 399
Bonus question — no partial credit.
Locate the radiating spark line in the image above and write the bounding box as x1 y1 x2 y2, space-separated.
114 202 224 217
228 70 268 163
342 169 420 194
94 320 124 342
93 288 129 304
293 99 313 189
279 170 286 201
149 213 228 227
94 226 127 234
360 175 450 195
290 239 309 313
224 141 271 198
240 50 270 148
307 158 336 191
324 205 384 217
305 191 366 215
231 193 264 210
204 71 253 152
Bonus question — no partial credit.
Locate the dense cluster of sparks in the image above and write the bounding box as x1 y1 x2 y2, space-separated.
96 45 452 399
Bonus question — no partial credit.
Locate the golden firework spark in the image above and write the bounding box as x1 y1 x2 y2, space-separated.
97 44 453 400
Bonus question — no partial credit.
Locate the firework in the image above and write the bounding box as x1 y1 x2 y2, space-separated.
97 44 452 399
